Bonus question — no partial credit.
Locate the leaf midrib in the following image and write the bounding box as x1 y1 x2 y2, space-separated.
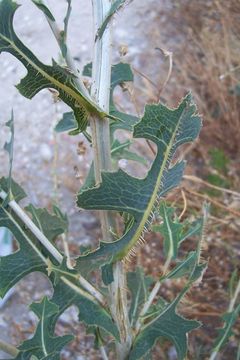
0 33 102 114
0 205 47 263
120 106 188 258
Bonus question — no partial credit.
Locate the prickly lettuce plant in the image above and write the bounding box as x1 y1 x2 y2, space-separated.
0 0 224 359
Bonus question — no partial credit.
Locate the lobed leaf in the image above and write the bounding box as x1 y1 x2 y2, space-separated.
129 290 201 360
56 61 138 134
127 267 153 326
13 297 73 360
25 204 68 242
0 0 108 134
0 179 47 297
76 94 202 275
0 178 119 351
51 279 119 341
211 305 240 355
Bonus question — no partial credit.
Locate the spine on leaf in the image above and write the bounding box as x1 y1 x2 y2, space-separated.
76 93 202 274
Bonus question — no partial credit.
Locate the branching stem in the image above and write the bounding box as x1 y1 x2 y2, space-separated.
40 1 90 99
135 256 171 333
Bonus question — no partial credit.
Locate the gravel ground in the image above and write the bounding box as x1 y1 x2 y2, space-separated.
0 1 170 358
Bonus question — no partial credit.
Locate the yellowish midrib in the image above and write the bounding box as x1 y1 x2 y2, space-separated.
0 33 101 114
123 109 185 258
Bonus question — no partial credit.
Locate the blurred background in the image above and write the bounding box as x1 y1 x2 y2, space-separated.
0 0 239 359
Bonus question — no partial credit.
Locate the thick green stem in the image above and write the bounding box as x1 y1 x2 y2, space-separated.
90 1 132 359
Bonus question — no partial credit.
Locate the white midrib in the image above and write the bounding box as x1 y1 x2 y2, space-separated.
41 301 48 357
163 205 174 259
1 206 47 263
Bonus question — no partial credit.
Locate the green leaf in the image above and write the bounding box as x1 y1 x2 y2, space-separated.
97 0 128 39
109 62 138 133
13 297 73 359
111 139 147 165
211 305 240 355
82 62 139 133
178 218 203 244
76 94 201 274
54 111 78 134
0 177 26 203
50 279 120 341
60 0 72 58
101 263 114 285
229 270 238 299
2 112 15 205
42 258 119 340
164 251 198 280
208 148 229 174
153 203 182 259
0 177 120 352
0 193 47 297
129 291 201 360
0 0 109 134
25 204 68 242
127 267 153 326
31 0 55 21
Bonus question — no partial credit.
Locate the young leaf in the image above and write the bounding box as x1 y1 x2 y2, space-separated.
109 62 139 133
0 180 47 297
164 251 199 280
13 297 73 360
127 267 153 326
60 0 72 58
54 111 78 134
25 204 68 242
111 139 147 166
31 0 55 21
56 61 137 134
153 202 182 260
96 0 129 40
2 112 14 204
0 0 109 134
76 94 201 274
50 280 120 341
32 0 72 59
82 62 139 133
0 178 120 344
0 177 26 202
129 290 201 360
211 305 240 357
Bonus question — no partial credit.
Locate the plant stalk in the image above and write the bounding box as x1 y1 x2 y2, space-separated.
228 278 240 313
41 2 90 99
135 258 171 333
209 279 240 360
90 1 132 358
0 339 19 357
